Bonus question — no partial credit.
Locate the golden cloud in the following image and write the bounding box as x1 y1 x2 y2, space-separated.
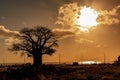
97 5 120 25
0 26 19 38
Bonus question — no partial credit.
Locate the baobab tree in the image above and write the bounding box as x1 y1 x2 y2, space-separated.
9 26 58 66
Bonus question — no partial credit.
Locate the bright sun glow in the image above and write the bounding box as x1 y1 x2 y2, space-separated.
77 6 98 32
79 61 102 64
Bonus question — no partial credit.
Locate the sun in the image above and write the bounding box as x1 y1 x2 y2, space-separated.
77 6 98 32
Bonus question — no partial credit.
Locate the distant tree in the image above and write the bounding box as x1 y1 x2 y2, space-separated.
9 26 58 66
114 56 120 65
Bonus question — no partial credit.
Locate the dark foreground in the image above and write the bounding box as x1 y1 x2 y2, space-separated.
0 64 120 80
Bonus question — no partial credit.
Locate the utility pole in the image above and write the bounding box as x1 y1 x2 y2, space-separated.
59 53 61 64
24 54 26 64
81 54 83 64
104 53 106 64
3 56 5 65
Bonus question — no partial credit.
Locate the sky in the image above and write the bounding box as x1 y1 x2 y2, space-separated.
0 0 120 63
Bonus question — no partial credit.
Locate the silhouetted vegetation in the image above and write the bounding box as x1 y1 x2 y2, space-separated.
113 56 120 65
1 64 120 80
9 26 58 66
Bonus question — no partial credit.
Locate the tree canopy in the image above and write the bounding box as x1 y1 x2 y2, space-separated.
9 26 58 66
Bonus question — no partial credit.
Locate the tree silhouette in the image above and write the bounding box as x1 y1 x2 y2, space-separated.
114 56 120 65
9 26 58 66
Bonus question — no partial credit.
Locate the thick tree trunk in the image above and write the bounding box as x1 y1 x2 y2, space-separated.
33 53 42 66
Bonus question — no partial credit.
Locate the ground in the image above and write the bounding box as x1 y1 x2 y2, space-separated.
0 64 120 80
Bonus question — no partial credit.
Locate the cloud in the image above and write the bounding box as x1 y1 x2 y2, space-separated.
52 28 95 44
53 28 75 39
76 38 94 44
55 2 120 45
56 2 120 30
5 28 76 45
54 2 96 42
3 26 75 45
5 37 21 46
55 2 80 28
0 26 20 46
1 16 6 20
0 26 19 38
97 5 120 25
55 2 97 33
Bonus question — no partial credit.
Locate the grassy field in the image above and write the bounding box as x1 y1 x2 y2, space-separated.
0 64 120 80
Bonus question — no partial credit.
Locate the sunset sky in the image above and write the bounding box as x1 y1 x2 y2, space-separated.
0 0 120 63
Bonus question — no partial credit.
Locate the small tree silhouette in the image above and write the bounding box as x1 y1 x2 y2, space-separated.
9 26 58 66
114 56 120 65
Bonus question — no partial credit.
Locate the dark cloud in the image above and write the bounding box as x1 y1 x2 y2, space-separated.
53 29 75 39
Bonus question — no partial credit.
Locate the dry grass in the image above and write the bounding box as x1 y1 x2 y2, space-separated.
0 64 120 80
